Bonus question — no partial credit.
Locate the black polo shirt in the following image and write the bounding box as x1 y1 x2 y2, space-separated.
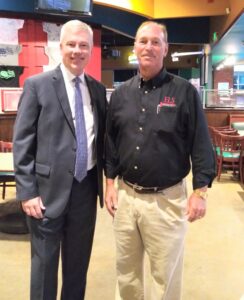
105 68 216 189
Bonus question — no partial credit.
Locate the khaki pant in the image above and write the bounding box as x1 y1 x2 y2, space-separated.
114 179 188 300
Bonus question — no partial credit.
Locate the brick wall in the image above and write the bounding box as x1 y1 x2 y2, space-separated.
213 66 233 89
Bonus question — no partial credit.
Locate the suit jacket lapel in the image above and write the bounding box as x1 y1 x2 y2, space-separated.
85 75 98 138
52 66 76 137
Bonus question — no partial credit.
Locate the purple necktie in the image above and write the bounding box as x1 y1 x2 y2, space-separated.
73 77 88 182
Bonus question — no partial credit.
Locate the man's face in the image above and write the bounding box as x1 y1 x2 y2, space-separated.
134 24 168 73
60 27 92 76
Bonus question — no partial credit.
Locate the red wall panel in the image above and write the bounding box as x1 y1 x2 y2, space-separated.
18 19 48 86
85 28 102 81
18 19 102 86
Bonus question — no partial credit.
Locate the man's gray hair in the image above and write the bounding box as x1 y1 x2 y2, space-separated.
60 20 93 46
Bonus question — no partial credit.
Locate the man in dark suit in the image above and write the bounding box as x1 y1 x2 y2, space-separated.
13 20 107 300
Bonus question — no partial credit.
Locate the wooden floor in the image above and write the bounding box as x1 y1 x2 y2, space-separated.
0 172 244 300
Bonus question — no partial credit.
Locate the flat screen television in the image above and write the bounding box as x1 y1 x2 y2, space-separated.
35 0 93 16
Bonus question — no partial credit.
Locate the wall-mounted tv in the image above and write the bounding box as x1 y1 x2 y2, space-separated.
35 0 93 16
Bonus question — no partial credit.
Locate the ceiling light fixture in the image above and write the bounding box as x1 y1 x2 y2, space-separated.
171 50 204 58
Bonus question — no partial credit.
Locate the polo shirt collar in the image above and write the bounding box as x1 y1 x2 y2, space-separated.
139 68 168 89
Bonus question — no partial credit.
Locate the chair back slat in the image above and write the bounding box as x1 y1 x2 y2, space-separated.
214 132 244 181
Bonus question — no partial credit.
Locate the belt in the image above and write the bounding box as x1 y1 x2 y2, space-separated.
123 179 164 194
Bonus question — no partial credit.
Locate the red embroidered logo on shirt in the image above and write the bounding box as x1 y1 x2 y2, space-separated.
157 97 176 114
162 96 176 106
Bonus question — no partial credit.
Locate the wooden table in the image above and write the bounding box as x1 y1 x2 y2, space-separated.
0 152 14 172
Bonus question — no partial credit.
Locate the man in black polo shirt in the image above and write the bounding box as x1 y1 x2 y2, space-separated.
105 21 216 300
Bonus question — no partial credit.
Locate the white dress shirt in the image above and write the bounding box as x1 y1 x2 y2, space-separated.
60 63 96 170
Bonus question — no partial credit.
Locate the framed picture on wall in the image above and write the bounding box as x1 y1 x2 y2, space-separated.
1 88 22 113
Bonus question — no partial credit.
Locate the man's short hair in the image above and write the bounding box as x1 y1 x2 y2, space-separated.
135 21 168 43
60 20 93 46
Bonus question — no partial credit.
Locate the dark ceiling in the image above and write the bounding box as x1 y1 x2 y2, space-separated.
101 27 134 47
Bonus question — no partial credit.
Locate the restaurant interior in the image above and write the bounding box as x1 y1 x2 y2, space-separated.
0 1 244 299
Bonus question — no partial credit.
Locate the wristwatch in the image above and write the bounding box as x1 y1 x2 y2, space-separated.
193 189 208 200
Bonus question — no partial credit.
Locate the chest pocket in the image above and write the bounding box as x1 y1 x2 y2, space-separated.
153 106 178 133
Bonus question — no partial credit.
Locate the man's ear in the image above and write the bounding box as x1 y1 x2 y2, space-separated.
163 43 169 58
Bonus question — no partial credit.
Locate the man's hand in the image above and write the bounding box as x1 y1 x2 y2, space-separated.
186 191 207 222
21 197 46 219
105 178 118 217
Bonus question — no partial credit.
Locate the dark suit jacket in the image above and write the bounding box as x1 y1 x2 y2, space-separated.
13 66 107 218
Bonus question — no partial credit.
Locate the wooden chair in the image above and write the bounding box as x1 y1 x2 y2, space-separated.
213 125 232 130
214 133 244 182
241 151 244 184
211 127 239 150
208 126 238 145
0 141 15 199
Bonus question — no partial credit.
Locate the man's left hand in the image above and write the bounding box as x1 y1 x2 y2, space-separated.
186 192 206 222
